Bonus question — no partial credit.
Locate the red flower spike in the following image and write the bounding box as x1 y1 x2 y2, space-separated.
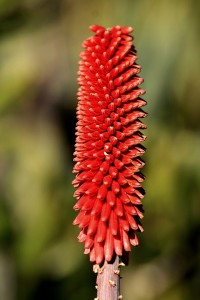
73 25 147 265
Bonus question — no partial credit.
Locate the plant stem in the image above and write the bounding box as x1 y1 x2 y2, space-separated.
95 255 121 300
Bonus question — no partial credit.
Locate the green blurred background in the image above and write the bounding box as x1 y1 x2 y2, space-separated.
0 0 200 299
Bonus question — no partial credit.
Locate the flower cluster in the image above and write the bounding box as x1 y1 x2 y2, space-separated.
72 25 147 265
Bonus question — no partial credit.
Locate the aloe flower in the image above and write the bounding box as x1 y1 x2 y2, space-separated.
72 25 147 265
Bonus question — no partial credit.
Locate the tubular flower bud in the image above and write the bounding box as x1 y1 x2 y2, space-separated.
72 25 147 265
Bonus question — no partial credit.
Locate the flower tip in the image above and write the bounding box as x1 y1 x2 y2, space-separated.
96 254 104 265
89 24 105 33
121 26 133 34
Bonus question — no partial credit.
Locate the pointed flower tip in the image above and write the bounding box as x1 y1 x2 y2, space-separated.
72 24 147 265
89 24 105 33
121 26 133 34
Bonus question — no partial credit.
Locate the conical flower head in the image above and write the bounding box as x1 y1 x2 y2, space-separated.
72 25 147 265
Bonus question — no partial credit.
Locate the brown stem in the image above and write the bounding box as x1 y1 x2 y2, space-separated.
95 255 122 300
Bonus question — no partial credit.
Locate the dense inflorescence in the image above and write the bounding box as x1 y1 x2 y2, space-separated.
72 25 147 265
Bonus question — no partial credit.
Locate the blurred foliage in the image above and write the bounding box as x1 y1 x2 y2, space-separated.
0 0 200 299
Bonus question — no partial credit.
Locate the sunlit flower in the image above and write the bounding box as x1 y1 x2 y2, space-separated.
72 25 147 265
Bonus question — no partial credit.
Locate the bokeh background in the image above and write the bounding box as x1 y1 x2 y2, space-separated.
0 0 200 299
